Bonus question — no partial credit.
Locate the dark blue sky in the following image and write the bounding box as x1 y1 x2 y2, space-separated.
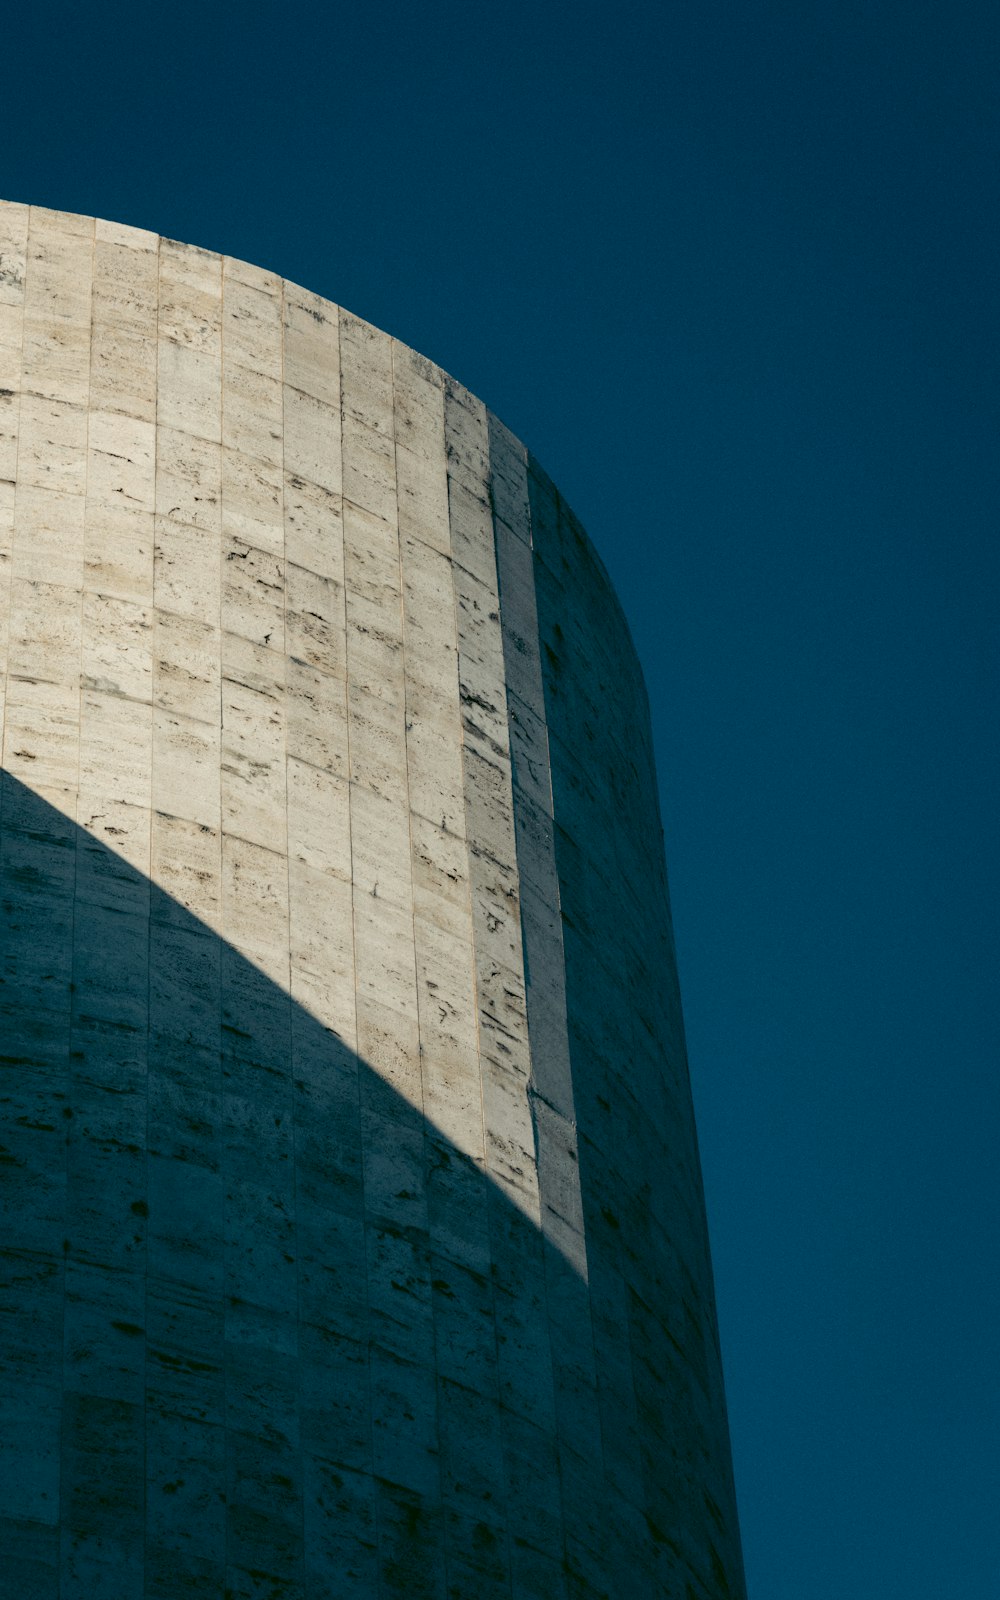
5 2 997 1593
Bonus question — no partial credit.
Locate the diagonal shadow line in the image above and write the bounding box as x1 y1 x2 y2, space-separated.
0 768 669 1600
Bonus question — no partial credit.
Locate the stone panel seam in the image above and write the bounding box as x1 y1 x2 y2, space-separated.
60 203 93 1587
69 206 97 1578
444 402 516 1598
0 201 28 879
144 223 162 1600
276 265 309 1600
482 428 532 1600
389 334 450 1596
210 238 230 1596
338 302 381 1590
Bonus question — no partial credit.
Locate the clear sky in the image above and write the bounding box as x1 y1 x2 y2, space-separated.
4 2 997 1593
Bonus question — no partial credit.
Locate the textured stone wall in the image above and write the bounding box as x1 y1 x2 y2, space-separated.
0 199 745 1599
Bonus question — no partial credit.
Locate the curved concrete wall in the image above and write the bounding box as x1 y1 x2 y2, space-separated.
0 199 744 1599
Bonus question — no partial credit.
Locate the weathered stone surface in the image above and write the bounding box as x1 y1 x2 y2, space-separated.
0 198 745 1599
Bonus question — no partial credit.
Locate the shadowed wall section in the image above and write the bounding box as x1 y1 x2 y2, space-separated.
0 199 744 1598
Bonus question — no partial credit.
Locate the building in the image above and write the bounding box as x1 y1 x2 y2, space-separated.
0 199 745 1599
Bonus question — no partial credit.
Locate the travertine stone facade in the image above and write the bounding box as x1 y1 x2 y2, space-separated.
0 199 745 1600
